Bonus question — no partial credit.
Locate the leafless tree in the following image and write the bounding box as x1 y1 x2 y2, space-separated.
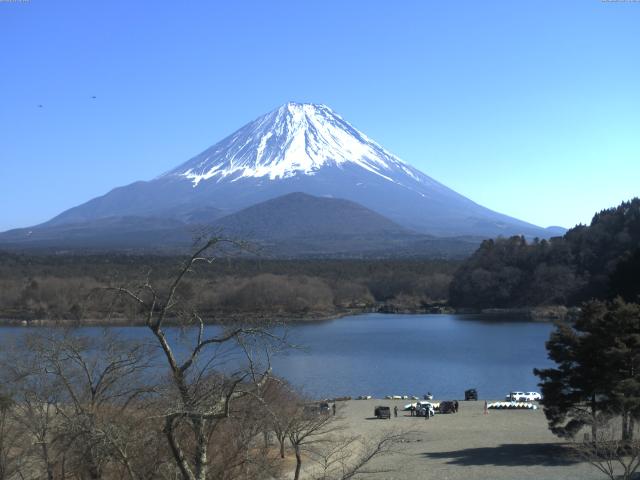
260 378 300 459
112 237 283 480
285 401 406 480
575 416 640 480
8 363 61 480
307 430 405 480
288 405 343 480
0 392 28 480
14 330 157 480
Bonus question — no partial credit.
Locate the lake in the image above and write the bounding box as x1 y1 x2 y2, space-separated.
0 313 555 400
275 313 554 399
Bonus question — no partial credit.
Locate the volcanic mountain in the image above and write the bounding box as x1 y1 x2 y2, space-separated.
0 102 561 254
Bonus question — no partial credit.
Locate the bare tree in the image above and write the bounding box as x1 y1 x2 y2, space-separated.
0 392 27 480
260 378 300 459
113 237 282 480
286 402 407 480
308 430 405 480
288 406 342 480
575 416 640 480
9 367 61 480
18 330 156 480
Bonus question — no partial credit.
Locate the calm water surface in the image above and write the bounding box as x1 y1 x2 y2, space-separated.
0 313 554 400
275 313 554 399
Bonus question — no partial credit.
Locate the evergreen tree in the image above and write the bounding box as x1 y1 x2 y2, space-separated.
601 300 640 440
535 299 640 441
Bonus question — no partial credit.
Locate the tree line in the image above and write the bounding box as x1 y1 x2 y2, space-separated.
0 254 457 323
449 198 640 309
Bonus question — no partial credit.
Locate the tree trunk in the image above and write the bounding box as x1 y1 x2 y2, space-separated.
85 449 102 480
194 418 208 480
293 444 302 480
164 417 196 480
279 437 286 459
39 441 54 480
591 393 598 442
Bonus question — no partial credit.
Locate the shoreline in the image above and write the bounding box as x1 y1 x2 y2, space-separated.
0 304 575 327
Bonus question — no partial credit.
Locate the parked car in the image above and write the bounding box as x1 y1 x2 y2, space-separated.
465 389 478 401
439 401 456 414
524 392 542 401
505 391 526 401
505 391 541 402
416 404 435 417
374 406 391 419
304 401 331 415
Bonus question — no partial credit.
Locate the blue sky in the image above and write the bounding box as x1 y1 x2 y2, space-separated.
0 0 638 231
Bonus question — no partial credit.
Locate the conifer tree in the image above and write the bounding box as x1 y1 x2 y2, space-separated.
535 299 640 441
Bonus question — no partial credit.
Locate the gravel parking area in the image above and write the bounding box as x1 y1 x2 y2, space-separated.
330 399 602 480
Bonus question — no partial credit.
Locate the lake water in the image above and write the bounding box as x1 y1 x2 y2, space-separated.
0 313 555 400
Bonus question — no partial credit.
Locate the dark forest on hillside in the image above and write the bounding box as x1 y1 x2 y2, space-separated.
0 254 458 323
449 198 640 309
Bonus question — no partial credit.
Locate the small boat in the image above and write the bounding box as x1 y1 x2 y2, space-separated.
487 401 537 410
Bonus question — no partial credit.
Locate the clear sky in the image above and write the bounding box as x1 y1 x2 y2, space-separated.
1 0 638 231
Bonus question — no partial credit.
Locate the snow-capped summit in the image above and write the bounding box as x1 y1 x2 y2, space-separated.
27 102 558 240
163 102 425 187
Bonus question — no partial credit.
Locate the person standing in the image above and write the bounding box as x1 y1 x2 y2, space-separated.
332 403 336 416
484 400 488 415
394 405 398 418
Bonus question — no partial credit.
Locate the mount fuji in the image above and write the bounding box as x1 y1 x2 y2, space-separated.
0 102 562 254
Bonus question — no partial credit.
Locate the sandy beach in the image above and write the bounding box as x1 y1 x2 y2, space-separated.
327 399 601 480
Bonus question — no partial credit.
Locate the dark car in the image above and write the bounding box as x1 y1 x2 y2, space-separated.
304 402 331 415
439 401 456 414
374 406 391 419
465 389 478 401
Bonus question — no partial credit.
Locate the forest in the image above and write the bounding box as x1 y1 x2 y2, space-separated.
449 198 640 309
0 253 457 323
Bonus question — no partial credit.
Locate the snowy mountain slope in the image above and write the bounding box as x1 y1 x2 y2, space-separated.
163 102 435 190
21 102 558 239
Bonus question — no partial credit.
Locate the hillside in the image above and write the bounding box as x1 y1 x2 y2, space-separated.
213 192 409 239
449 198 640 308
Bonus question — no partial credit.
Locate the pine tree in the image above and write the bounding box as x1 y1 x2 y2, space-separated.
535 299 640 441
